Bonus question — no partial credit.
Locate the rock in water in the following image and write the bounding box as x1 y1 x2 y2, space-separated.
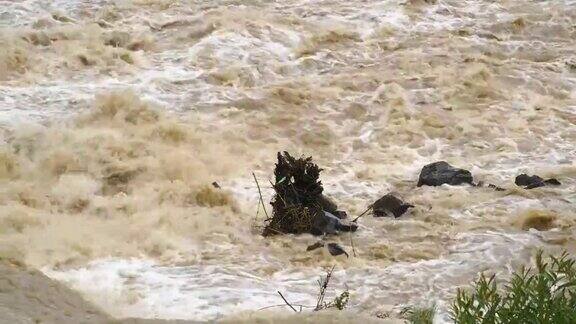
327 243 349 258
319 194 348 219
475 181 505 191
417 161 473 187
515 174 561 189
544 178 562 186
319 194 338 214
373 194 414 218
307 241 324 251
312 211 357 235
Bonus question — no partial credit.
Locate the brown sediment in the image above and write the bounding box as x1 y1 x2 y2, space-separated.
0 0 575 320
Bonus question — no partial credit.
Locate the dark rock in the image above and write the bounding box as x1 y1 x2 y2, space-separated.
312 211 357 235
318 194 348 219
544 178 562 186
488 183 506 191
515 174 561 189
306 241 324 251
515 174 544 187
372 194 414 218
475 181 505 191
417 161 473 187
333 210 348 219
327 243 349 258
336 220 358 233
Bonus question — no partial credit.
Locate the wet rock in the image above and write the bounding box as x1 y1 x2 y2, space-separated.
544 178 562 186
312 211 357 235
333 210 348 219
515 174 561 189
372 194 414 218
307 241 324 251
327 243 349 258
319 194 348 219
475 181 505 191
417 161 473 187
488 183 506 191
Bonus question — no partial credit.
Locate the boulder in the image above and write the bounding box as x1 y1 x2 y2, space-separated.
312 211 358 235
515 174 561 189
327 243 349 258
372 194 414 218
417 161 473 187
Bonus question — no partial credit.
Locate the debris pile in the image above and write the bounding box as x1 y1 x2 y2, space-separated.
263 152 356 236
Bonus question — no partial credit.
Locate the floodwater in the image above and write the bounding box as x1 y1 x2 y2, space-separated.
0 0 575 322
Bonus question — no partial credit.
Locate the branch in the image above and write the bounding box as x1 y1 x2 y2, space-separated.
277 291 298 312
352 205 373 223
253 172 270 220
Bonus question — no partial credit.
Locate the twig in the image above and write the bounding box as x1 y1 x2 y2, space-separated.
352 204 373 223
253 172 270 220
269 179 288 207
277 291 298 312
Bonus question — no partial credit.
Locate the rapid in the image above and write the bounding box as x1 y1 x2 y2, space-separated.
0 0 575 322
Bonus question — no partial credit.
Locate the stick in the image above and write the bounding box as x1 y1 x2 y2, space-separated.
277 291 298 312
352 205 373 223
269 179 288 207
253 172 270 220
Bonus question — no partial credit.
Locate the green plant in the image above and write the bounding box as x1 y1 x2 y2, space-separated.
451 251 576 324
328 290 350 310
400 304 436 324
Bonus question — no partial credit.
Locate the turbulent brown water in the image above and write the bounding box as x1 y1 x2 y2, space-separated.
0 0 575 322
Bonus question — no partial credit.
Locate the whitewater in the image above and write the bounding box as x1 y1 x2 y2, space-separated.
0 0 575 322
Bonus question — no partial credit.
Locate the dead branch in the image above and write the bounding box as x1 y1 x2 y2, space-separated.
253 172 270 220
277 291 298 312
352 204 374 223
